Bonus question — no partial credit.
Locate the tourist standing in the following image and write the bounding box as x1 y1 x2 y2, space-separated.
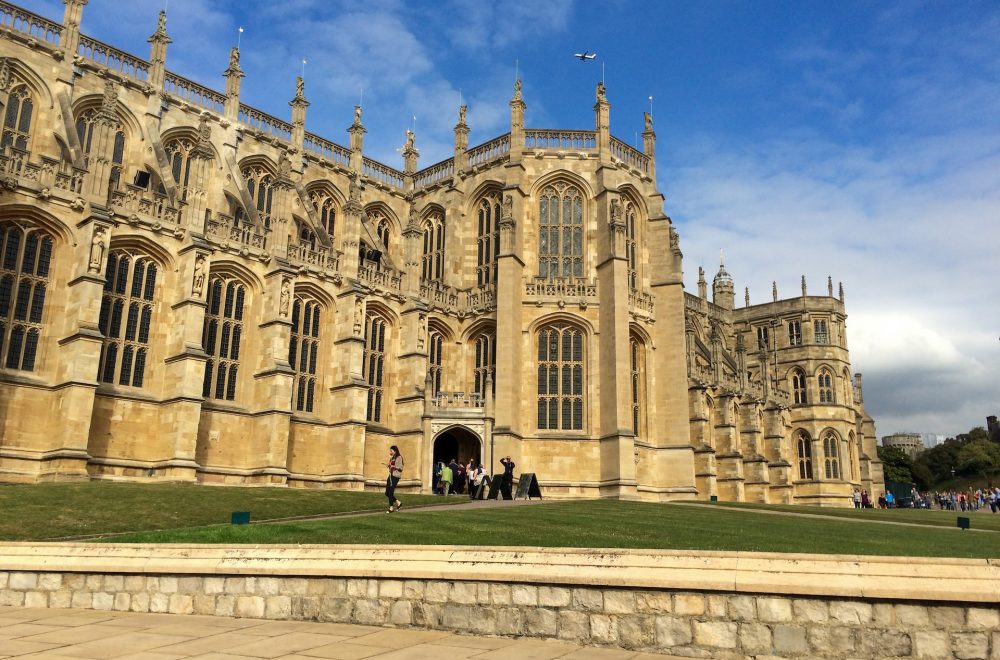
885 491 894 508
438 461 454 495
386 445 404 513
500 455 516 500
468 459 486 500
853 489 862 509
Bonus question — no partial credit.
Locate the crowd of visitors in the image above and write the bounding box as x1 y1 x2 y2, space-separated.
852 486 1000 512
431 456 516 500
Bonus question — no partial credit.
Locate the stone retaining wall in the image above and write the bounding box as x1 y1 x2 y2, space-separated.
1 544 998 659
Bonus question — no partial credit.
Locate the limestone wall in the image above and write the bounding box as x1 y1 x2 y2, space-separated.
0 544 997 659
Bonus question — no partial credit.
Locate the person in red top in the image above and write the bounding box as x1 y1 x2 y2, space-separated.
386 445 404 512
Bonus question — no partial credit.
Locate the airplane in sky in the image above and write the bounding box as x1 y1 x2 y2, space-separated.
574 52 597 61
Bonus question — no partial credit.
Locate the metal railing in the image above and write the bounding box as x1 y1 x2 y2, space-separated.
524 129 596 150
77 35 149 82
0 1 60 46
163 72 226 113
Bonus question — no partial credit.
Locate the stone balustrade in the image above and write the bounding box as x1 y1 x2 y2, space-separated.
431 391 484 409
525 277 597 300
357 263 402 291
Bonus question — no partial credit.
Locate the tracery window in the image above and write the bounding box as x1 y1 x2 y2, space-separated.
818 369 834 403
97 252 156 387
538 183 583 279
363 313 387 422
796 431 813 480
366 209 392 263
310 191 336 239
791 368 807 404
537 323 584 431
76 110 125 191
630 336 644 436
473 330 495 398
2 84 33 151
823 431 841 479
476 193 500 287
202 276 246 401
421 212 445 282
238 166 274 229
0 223 51 371
625 202 638 290
289 296 320 413
159 138 207 202
428 329 443 395
787 320 802 346
298 222 317 250
814 319 829 344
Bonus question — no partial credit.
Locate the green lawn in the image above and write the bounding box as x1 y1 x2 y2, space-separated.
0 482 455 541
107 500 1000 559
691 501 1000 532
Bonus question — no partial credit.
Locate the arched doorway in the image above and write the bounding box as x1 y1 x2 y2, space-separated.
432 426 482 489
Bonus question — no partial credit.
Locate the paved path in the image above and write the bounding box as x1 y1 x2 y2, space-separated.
0 606 677 660
673 502 1000 532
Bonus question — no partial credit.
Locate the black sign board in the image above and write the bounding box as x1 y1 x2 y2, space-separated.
514 473 542 500
957 516 970 530
487 475 503 500
472 476 490 500
231 511 250 525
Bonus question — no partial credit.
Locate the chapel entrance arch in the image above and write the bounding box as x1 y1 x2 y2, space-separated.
431 425 482 485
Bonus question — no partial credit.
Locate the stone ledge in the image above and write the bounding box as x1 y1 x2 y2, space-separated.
0 544 996 604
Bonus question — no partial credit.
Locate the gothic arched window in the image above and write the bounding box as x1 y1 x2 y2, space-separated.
538 183 583 280
289 296 320 413
310 191 337 239
76 110 125 191
537 323 584 431
421 212 445 282
476 193 500 287
473 330 496 398
363 313 387 422
0 223 52 372
242 166 275 229
818 369 834 403
365 209 392 264
625 202 638 290
428 329 443 395
2 84 33 151
98 252 157 387
791 368 807 404
630 336 645 436
796 431 813 480
202 276 246 401
163 138 195 201
823 431 841 479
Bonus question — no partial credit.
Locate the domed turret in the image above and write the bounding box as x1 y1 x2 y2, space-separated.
712 251 734 310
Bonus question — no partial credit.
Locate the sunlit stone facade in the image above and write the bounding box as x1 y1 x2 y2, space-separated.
0 1 883 505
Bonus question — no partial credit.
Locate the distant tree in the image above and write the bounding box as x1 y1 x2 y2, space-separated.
957 427 989 444
957 439 1000 481
878 445 914 484
916 437 963 484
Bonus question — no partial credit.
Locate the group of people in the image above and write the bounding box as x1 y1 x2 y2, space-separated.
432 456 516 500
851 489 897 509
931 488 1000 512
385 446 518 512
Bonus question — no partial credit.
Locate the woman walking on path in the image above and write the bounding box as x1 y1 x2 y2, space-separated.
386 445 404 512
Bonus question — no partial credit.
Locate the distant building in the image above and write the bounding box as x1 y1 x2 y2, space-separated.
988 416 1000 443
882 433 924 459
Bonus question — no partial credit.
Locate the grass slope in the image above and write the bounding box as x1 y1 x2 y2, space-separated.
108 500 1000 559
0 482 454 541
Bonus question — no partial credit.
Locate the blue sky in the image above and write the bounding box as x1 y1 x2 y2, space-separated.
17 0 1000 438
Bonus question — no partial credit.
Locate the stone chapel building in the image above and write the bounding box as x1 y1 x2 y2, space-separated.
0 1 883 505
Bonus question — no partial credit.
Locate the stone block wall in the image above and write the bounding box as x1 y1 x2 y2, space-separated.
2 570 999 659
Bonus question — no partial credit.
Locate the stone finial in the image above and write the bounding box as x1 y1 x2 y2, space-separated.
512 79 523 102
801 275 807 297
745 287 750 308
149 9 169 41
827 275 833 297
772 281 777 302
839 281 845 302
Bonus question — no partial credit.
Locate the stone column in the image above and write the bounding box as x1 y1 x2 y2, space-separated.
223 48 243 123
146 10 170 91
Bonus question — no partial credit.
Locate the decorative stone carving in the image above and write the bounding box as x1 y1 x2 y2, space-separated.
596 81 607 102
98 80 119 123
353 296 364 336
88 227 106 274
417 312 427 351
279 277 291 317
192 255 206 297
610 198 623 225
0 58 10 93
353 105 362 125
